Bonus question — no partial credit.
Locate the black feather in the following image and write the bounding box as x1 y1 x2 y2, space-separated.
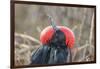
31 45 51 64
31 29 71 65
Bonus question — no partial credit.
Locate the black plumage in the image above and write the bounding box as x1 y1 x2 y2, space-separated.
31 29 71 65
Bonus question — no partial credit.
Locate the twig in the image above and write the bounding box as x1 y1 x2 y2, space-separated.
15 32 41 44
78 55 90 62
89 12 94 54
72 43 89 60
77 43 89 51
78 8 87 42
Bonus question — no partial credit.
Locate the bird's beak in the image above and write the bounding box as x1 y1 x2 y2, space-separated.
47 15 59 32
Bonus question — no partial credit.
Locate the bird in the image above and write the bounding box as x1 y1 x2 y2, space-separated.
30 16 75 65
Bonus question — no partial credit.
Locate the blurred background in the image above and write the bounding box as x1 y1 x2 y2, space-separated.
14 4 95 66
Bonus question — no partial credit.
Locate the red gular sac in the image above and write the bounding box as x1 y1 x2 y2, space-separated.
31 26 75 64
40 26 75 49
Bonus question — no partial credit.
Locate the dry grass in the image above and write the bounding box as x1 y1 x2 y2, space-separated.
15 33 40 66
